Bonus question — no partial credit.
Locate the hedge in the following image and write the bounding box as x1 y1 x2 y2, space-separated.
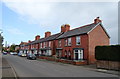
95 45 120 61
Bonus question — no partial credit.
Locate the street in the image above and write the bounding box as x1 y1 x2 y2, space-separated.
2 54 118 77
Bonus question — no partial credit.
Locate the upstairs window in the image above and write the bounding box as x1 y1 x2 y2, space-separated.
40 43 42 48
76 36 81 45
68 37 71 46
64 39 67 46
58 40 61 47
36 44 38 48
49 41 51 47
43 42 46 48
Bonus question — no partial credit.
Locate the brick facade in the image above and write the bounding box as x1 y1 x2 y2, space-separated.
19 17 110 64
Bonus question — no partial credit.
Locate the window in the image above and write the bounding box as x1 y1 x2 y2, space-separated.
75 50 78 52
49 41 51 47
65 39 67 46
40 43 42 48
68 37 71 46
45 42 47 47
76 36 81 45
36 44 38 48
58 40 61 47
43 42 46 48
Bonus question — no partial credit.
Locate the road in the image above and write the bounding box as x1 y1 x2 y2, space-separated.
2 54 119 77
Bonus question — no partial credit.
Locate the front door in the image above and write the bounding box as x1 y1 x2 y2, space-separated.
75 53 78 60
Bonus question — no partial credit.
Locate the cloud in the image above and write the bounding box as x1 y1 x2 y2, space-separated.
2 0 118 44
7 28 24 35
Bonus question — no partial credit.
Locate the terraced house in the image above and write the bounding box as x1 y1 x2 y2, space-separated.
19 17 110 64
19 42 28 54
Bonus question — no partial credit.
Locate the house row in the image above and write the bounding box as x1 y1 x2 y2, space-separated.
19 17 110 64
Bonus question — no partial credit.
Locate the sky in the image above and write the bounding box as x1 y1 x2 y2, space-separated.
0 0 119 46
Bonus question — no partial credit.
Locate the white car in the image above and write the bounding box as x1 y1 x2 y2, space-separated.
10 52 17 55
21 53 27 57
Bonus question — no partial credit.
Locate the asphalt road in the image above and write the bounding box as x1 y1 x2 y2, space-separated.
2 54 118 77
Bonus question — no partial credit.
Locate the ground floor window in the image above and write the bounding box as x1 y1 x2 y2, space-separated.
56 50 62 58
39 50 52 56
74 48 84 60
46 50 52 56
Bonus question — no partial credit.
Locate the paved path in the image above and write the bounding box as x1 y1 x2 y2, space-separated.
1 53 17 79
3 54 119 78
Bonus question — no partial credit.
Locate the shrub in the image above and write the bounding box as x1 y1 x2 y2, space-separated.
95 45 120 61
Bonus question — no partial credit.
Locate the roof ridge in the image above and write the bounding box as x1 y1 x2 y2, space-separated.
69 23 94 32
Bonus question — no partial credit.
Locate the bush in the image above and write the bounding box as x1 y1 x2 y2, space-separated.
95 45 120 61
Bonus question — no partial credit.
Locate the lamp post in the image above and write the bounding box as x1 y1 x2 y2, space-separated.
0 30 3 53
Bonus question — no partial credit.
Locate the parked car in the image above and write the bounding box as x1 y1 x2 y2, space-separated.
3 52 7 55
10 52 17 55
27 53 36 60
18 52 22 56
21 53 27 57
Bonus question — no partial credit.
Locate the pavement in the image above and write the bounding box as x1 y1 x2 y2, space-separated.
81 64 120 76
2 57 18 79
37 58 120 76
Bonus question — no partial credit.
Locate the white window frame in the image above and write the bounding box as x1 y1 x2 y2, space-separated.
40 43 42 48
65 39 67 46
68 37 71 46
76 36 81 45
49 41 51 47
58 40 61 47
43 42 45 48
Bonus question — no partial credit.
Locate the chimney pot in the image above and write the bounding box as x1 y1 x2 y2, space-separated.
94 17 102 24
35 35 40 40
28 40 31 43
61 24 70 32
45 31 51 38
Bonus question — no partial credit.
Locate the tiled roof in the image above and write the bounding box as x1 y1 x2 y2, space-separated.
57 23 99 39
29 32 63 44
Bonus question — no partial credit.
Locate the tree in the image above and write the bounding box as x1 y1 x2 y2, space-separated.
9 44 16 52
0 33 4 52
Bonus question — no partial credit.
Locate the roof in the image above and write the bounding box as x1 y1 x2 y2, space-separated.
28 32 63 45
57 22 109 39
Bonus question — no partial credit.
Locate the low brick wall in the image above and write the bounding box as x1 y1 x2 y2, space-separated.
39 56 87 65
96 60 120 70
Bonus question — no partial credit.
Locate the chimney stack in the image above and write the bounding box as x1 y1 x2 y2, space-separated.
61 24 70 32
28 40 31 43
61 25 65 32
45 31 51 38
94 17 102 24
35 35 40 40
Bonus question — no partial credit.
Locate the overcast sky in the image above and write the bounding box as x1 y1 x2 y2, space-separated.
1 0 119 45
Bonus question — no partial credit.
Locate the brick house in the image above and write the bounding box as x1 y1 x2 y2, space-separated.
36 31 62 56
19 42 28 54
28 35 40 55
55 17 110 64
19 17 110 64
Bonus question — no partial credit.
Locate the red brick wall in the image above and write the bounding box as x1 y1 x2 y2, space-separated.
55 34 89 61
88 25 110 64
